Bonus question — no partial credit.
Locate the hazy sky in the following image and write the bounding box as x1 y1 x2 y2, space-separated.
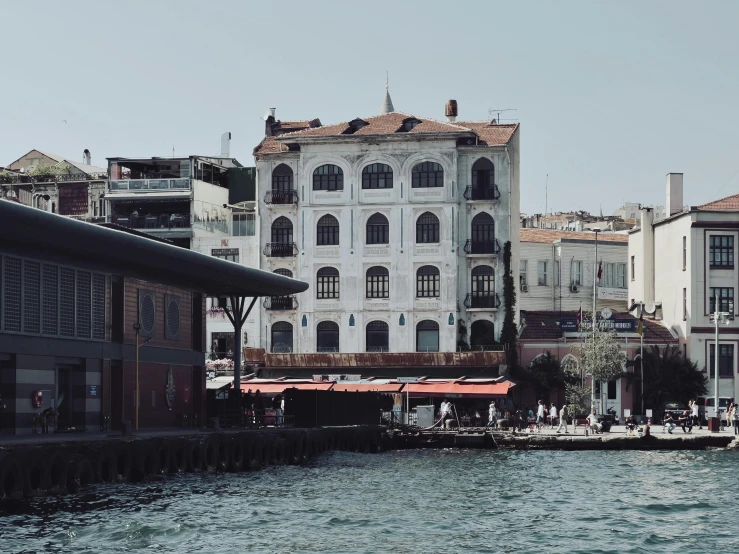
3 1 739 215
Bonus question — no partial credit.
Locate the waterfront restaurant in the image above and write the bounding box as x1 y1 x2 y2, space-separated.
0 201 306 435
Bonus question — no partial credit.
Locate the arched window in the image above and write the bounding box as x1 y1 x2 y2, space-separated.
471 265 495 295
472 158 495 190
416 265 440 298
366 266 389 299
366 213 389 245
272 164 294 193
561 354 580 376
362 163 393 189
317 267 339 299
313 164 344 191
366 321 389 352
412 162 444 188
316 214 339 246
269 268 296 309
271 321 293 353
470 320 495 349
416 212 440 244
317 321 339 352
270 217 293 257
273 268 293 278
468 212 496 254
416 320 439 352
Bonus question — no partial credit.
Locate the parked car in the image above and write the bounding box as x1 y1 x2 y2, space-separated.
660 402 687 424
698 396 732 423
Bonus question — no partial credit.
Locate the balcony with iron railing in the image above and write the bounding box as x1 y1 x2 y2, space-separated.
264 190 299 205
464 292 501 310
463 238 501 255
463 185 501 201
263 242 298 257
263 296 299 311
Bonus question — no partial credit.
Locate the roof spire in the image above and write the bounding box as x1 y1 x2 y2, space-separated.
380 71 394 114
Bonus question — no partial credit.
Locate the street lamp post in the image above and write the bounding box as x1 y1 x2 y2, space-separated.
133 322 152 431
590 228 601 411
712 293 733 427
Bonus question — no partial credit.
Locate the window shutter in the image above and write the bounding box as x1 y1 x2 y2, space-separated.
138 290 156 337
165 294 181 340
22 260 41 334
3 257 21 332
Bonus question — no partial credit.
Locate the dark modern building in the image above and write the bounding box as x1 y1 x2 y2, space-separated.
0 201 306 435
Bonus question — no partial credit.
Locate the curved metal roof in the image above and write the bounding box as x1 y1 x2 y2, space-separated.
0 201 308 298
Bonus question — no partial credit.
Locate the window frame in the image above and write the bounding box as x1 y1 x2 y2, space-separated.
537 260 548 286
519 260 528 286
416 212 440 244
411 162 444 188
682 236 687 271
709 287 734 314
709 343 734 377
316 320 340 352
317 267 340 299
366 213 389 245
313 164 344 192
316 214 340 246
631 256 635 281
416 320 440 352
366 266 390 299
471 158 495 189
361 163 393 190
271 216 293 244
272 164 294 193
572 261 582 286
709 235 734 269
270 321 293 353
416 265 440 298
366 320 389 352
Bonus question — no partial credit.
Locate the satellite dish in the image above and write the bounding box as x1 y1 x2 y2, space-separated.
645 302 656 314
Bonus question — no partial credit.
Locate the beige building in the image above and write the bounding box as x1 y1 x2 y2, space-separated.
629 173 739 407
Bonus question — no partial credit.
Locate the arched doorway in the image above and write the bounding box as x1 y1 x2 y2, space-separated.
469 320 495 349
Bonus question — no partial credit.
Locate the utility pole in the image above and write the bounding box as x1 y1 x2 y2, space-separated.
590 229 600 411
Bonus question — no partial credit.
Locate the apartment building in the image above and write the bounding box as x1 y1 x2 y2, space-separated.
254 95 520 359
630 173 739 403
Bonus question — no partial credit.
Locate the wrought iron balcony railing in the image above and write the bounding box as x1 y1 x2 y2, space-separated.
463 238 501 255
263 296 299 311
264 190 299 205
463 185 501 201
464 292 501 309
263 242 298 257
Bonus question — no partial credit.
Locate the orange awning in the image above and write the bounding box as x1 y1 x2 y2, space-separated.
331 383 405 393
240 382 334 395
404 381 513 399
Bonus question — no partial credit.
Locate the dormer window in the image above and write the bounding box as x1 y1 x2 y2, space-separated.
344 118 368 135
399 118 421 132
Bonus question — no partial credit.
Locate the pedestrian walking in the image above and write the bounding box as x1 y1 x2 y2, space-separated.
734 403 739 435
549 403 558 429
536 400 545 432
556 404 568 433
488 400 498 428
691 399 702 430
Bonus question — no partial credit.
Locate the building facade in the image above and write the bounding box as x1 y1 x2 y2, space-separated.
630 173 739 405
254 98 520 356
519 229 629 312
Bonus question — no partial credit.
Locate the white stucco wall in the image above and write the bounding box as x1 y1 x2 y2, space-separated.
257 132 519 354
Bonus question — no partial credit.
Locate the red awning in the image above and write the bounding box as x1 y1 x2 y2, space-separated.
331 383 405 393
404 381 514 399
240 382 334 395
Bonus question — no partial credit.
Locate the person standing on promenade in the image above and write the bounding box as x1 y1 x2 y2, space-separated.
549 403 558 429
691 400 702 430
536 400 545 432
733 403 739 435
488 400 498 428
680 409 692 433
556 404 568 433
727 400 736 429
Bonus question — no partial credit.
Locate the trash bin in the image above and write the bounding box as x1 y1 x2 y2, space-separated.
708 417 721 432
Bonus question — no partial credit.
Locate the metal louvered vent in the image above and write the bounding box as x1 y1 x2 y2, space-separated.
92 274 105 339
42 264 59 335
59 268 76 336
3 257 21 332
139 291 155 335
165 295 181 340
23 260 41 334
76 271 92 339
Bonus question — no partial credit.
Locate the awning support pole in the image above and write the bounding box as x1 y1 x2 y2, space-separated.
226 296 259 399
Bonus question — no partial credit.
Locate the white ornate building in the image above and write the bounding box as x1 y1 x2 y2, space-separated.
253 94 520 356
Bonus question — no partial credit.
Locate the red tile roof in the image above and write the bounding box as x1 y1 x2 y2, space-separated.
698 193 739 211
253 112 518 156
519 310 677 342
520 229 629 244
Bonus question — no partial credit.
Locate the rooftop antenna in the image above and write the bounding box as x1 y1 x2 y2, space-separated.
172 146 175 158
545 174 548 216
488 108 518 123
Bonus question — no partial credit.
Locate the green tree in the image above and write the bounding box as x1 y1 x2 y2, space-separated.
577 316 626 413
632 345 707 414
500 241 518 369
565 382 591 417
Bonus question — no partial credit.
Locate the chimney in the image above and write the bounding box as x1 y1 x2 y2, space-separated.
666 173 684 216
83 149 91 165
220 132 231 157
264 108 276 137
445 99 458 122
270 108 276 118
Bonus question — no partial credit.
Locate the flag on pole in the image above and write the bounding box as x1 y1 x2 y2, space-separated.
597 260 603 281
637 303 644 336
577 303 583 330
